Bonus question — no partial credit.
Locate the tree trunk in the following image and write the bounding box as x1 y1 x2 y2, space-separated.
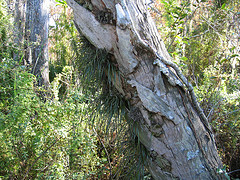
13 0 26 61
67 0 226 179
25 0 49 87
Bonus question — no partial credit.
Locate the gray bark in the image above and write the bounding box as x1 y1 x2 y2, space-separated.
67 0 226 179
25 0 49 87
13 0 26 61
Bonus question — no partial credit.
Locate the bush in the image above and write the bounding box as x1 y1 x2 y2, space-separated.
0 59 107 179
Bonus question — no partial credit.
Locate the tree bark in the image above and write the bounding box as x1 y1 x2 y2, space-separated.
25 0 49 87
67 0 226 179
13 0 26 61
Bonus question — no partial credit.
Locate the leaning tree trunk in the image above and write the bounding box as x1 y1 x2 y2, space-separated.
25 0 49 87
67 0 225 179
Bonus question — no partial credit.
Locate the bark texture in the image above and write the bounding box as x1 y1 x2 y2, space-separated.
13 0 26 61
25 0 49 87
67 0 226 179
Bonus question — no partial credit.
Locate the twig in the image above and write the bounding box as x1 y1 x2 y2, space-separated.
22 121 81 179
93 127 113 180
215 108 240 122
207 98 224 119
228 169 240 174
200 15 222 38
23 136 62 180
190 30 209 38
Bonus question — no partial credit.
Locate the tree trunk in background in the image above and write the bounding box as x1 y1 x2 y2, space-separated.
25 0 49 87
13 0 26 61
67 0 226 179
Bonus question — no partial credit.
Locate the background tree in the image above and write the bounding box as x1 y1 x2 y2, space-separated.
13 0 50 87
13 0 25 61
24 0 49 87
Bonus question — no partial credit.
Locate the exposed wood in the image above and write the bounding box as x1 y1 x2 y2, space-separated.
67 0 226 179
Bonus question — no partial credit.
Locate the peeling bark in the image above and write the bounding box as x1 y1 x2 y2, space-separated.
67 0 226 179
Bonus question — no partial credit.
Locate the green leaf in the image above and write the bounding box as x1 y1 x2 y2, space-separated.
221 58 228 63
221 3 226 9
55 0 67 6
210 76 217 79
181 56 188 61
230 54 239 58
55 0 66 4
230 46 236 52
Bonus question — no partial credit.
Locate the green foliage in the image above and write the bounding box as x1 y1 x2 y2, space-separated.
0 0 14 61
74 37 126 128
55 0 67 6
0 58 108 179
161 0 191 28
49 5 77 83
0 4 109 178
